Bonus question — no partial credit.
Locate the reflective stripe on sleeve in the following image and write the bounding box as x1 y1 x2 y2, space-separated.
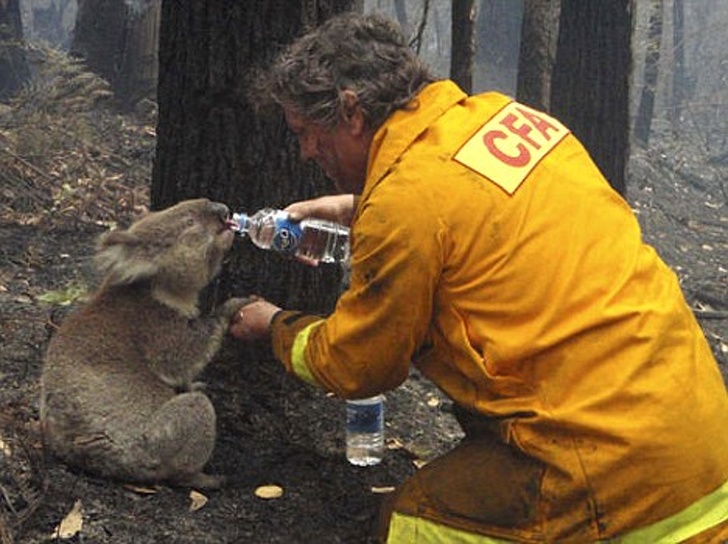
290 322 321 386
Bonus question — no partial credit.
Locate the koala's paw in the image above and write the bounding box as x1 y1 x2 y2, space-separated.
214 297 251 321
175 381 207 393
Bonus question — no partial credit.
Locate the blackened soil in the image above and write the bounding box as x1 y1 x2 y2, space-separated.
1 146 726 543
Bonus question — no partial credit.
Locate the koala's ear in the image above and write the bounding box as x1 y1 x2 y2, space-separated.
95 229 160 286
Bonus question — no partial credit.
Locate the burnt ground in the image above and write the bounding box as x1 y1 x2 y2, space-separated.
0 221 463 544
1 55 726 543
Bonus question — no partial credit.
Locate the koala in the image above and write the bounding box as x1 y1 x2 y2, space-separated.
40 198 247 490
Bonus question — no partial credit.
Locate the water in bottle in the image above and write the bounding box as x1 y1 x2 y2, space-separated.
346 395 385 466
231 208 349 264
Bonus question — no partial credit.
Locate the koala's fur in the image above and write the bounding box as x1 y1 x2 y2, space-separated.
40 198 247 489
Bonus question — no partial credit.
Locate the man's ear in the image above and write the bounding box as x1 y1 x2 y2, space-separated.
341 89 365 136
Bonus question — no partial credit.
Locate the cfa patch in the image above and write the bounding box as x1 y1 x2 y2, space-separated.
453 101 570 195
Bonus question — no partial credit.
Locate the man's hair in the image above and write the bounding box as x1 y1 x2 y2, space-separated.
254 12 436 130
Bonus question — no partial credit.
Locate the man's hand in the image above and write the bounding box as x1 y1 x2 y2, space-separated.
229 296 281 342
284 194 358 226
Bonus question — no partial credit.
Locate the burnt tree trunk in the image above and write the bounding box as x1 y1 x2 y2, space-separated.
550 0 632 196
71 0 159 108
633 0 662 147
0 0 30 100
152 0 355 320
450 0 475 94
671 0 686 126
71 0 127 87
516 0 560 110
116 0 160 106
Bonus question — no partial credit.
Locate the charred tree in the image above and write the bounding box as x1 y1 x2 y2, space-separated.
451 0 476 94
633 0 662 147
516 0 560 110
393 0 408 34
0 0 30 100
671 0 686 126
550 0 632 196
71 0 159 108
475 0 523 94
152 0 355 319
71 0 126 89
23 0 75 49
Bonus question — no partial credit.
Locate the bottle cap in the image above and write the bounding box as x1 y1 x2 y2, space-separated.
230 212 249 235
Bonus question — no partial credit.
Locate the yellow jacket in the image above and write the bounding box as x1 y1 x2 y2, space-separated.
271 81 728 539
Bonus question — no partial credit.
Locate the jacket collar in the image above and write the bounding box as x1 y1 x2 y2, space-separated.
363 80 467 199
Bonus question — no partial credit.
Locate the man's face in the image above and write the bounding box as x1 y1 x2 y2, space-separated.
283 103 370 194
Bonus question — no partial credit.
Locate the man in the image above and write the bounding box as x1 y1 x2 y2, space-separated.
231 12 728 543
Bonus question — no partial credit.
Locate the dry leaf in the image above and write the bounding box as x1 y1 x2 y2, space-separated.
426 397 440 408
370 486 396 494
189 490 208 511
0 438 11 457
123 484 159 495
254 484 284 500
412 459 428 469
386 437 403 450
52 499 83 539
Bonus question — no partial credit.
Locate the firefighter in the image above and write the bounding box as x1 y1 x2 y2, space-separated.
231 12 728 543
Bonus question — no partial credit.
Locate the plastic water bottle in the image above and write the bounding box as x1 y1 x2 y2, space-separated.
231 208 350 264
346 395 385 466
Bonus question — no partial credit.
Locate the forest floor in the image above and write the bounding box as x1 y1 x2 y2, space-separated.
1 50 726 544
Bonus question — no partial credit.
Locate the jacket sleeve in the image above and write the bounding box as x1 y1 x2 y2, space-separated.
270 182 444 399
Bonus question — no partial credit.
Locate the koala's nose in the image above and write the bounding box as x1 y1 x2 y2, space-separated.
209 202 230 220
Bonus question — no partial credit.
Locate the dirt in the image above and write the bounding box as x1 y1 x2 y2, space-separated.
1 62 726 542
0 223 463 544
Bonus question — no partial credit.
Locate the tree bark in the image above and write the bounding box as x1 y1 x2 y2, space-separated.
71 0 160 108
115 0 160 106
153 0 355 319
71 0 127 85
393 0 408 34
671 0 686 126
0 0 30 100
550 0 632 196
633 0 662 147
516 0 560 110
450 0 476 94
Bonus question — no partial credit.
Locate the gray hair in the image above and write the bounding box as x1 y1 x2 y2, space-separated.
255 12 437 131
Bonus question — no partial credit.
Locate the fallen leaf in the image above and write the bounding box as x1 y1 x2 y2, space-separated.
426 397 440 408
370 486 395 494
386 437 404 450
37 284 88 306
189 490 208 511
412 459 428 469
0 438 11 456
123 484 159 495
51 499 83 539
254 484 284 500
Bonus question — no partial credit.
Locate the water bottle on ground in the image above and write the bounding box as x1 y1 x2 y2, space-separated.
346 395 385 466
230 208 349 265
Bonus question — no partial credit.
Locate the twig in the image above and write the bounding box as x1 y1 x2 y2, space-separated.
0 144 55 182
693 309 728 320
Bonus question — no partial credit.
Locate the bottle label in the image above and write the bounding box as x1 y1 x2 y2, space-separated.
272 215 303 255
346 401 383 434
